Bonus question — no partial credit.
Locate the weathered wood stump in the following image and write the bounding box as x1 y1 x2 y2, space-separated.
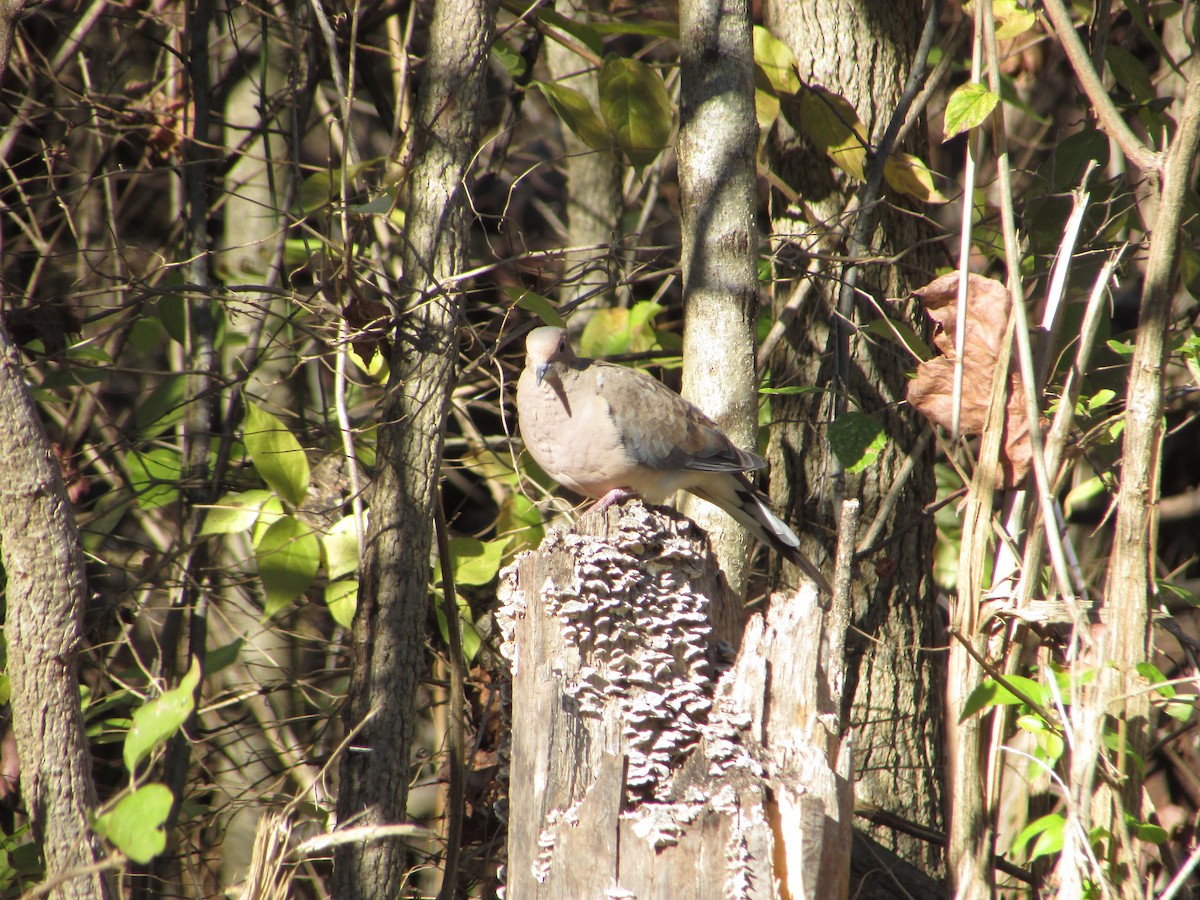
497 500 854 899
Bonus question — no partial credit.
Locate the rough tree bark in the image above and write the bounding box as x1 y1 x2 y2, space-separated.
332 0 497 895
677 0 761 598
762 0 943 875
0 5 113 896
499 501 853 899
0 317 114 898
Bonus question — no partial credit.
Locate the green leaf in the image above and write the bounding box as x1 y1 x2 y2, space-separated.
199 489 274 536
628 300 663 336
1086 388 1116 411
95 784 173 863
1118 0 1183 78
448 537 507 587
205 639 244 677
992 0 1036 40
753 26 799 95
861 317 934 361
123 658 200 774
321 516 361 626
943 82 998 139
347 192 396 215
255 516 320 616
505 287 565 327
1012 813 1065 861
1128 817 1168 845
599 55 673 168
1105 45 1154 104
492 39 527 80
434 592 483 665
828 411 885 472
883 152 948 204
324 514 361 581
136 376 188 440
797 85 867 181
497 492 545 556
1039 128 1109 192
324 578 357 629
243 402 310 507
758 385 826 396
579 303 662 358
299 171 333 213
154 290 188 345
536 8 604 56
535 81 613 153
591 19 678 38
125 447 182 511
754 71 782 130
959 675 1047 721
251 494 286 547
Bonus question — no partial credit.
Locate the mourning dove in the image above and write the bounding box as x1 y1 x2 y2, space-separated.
517 326 830 593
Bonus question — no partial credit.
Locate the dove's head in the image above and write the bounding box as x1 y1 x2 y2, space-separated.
525 326 575 385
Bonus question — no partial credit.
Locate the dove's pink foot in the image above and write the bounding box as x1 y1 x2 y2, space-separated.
591 488 636 514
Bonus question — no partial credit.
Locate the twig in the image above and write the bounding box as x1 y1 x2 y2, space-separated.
434 492 466 900
953 4 985 440
1159 841 1200 900
1039 0 1161 174
984 1 1079 602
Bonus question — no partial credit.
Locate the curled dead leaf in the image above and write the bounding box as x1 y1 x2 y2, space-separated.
906 272 1034 488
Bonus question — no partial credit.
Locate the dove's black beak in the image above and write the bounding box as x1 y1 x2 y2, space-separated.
535 362 549 385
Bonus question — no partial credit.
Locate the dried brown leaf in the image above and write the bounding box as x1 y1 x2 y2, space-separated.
907 272 1034 487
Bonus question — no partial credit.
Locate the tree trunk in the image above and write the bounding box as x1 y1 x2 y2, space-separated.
543 0 623 318
677 0 761 598
0 8 112 896
762 0 943 875
499 501 854 899
0 318 114 899
332 0 497 895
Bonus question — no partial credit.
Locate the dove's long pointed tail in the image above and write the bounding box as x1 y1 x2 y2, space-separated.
687 474 832 595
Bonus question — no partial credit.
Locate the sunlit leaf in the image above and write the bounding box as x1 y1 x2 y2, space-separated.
324 578 357 629
123 659 201 774
324 514 362 581
959 675 1047 721
796 85 867 180
125 447 182 511
753 26 799 95
255 515 320 616
1021 814 1065 861
243 402 310 507
434 591 483 665
505 287 565 327
943 82 998 139
492 39 526 80
599 55 672 168
991 0 1036 40
498 491 545 556
95 784 173 864
535 81 612 153
199 489 274 536
828 411 885 472
883 152 948 203
448 536 507 587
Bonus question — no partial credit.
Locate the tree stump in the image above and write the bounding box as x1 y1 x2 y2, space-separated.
497 500 853 899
